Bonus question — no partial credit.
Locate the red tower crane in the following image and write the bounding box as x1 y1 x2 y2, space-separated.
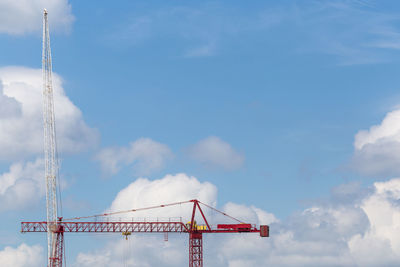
21 199 269 266
23 10 269 267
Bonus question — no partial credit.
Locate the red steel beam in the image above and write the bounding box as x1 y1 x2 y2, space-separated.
22 221 188 233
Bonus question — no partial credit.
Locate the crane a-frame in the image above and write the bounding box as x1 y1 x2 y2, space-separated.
21 10 269 267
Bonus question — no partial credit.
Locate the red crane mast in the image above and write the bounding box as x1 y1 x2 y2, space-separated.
21 199 269 266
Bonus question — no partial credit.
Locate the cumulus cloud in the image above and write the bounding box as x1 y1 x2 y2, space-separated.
95 138 173 177
222 202 278 225
352 109 400 176
108 173 217 220
0 82 21 118
0 243 44 267
72 173 229 266
0 158 44 211
354 110 400 150
216 178 400 267
74 175 400 266
0 0 74 35
348 178 400 266
75 237 186 267
74 173 218 266
187 136 244 170
0 66 98 160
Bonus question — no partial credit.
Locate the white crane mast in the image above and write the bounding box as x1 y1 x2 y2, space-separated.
42 9 59 266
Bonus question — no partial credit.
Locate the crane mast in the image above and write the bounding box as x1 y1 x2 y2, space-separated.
42 9 61 266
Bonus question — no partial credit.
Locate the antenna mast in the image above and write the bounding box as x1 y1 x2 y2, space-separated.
42 9 61 266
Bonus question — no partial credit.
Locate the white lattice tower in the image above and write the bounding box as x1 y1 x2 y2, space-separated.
42 9 59 266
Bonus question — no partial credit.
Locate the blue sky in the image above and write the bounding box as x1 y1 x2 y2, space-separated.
2 0 400 266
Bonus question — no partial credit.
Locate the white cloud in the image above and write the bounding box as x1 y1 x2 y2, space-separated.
73 175 400 266
352 109 400 176
0 158 44 211
354 109 400 150
0 0 74 35
75 250 113 267
75 237 186 267
0 66 98 160
187 136 244 170
0 243 44 267
95 138 173 177
0 82 21 118
108 173 217 221
222 202 278 225
216 178 400 267
348 178 400 266
74 173 218 266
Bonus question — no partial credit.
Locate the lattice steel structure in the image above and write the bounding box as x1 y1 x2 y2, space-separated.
42 9 62 267
189 233 203 267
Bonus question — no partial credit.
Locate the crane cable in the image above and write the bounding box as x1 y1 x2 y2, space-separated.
198 201 245 224
63 199 246 225
63 200 193 221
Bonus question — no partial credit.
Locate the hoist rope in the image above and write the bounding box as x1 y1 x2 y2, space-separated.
63 199 246 225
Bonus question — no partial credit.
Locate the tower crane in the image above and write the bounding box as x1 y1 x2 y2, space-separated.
22 199 269 266
21 10 270 267
42 9 63 267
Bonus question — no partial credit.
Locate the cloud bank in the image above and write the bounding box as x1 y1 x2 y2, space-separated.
73 174 400 266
